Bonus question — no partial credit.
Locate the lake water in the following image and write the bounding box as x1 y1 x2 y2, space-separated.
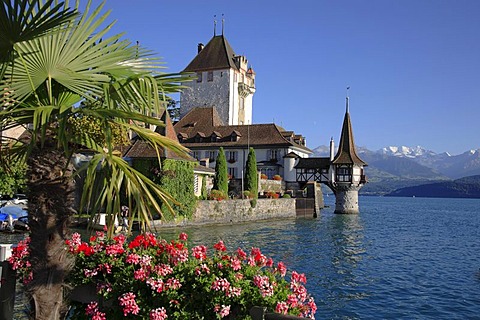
3 196 480 319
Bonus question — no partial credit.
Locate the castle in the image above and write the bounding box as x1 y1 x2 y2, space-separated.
175 25 368 213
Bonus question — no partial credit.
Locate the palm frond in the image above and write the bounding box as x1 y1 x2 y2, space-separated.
0 0 77 79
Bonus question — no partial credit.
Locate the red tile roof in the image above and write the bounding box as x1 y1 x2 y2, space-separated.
174 107 311 152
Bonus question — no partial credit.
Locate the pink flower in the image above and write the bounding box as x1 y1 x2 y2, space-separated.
92 312 106 320
276 262 287 277
236 247 247 259
214 304 231 318
118 292 140 316
126 253 140 264
291 271 307 284
84 268 98 278
178 232 188 241
146 278 165 293
154 263 173 276
96 282 112 294
211 277 230 292
287 294 299 307
105 243 124 256
192 245 207 260
266 257 274 267
98 263 112 274
275 302 289 314
134 267 149 280
150 307 168 320
253 275 274 297
166 278 182 290
227 286 242 297
230 257 242 271
85 301 99 316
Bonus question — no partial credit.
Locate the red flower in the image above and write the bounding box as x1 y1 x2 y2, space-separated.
213 240 227 252
178 232 188 241
78 243 94 256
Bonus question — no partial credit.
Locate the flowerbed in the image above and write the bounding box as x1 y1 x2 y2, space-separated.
10 232 316 319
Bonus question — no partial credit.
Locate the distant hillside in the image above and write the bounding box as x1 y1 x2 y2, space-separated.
312 145 449 195
386 175 480 198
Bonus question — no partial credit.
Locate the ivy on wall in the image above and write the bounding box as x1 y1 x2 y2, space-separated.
159 159 196 219
132 158 197 220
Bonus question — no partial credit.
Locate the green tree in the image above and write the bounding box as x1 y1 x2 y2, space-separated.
166 98 181 122
0 154 26 196
245 147 258 198
0 1 189 318
213 147 228 195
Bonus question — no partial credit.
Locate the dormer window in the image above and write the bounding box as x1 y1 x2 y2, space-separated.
177 132 188 143
210 131 221 142
230 130 241 142
194 132 205 143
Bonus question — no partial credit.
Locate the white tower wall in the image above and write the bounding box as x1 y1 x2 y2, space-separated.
180 69 231 124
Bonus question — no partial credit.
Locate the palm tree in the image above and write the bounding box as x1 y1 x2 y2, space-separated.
1 1 189 318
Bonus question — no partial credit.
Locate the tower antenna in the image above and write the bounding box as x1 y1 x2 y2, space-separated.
346 86 350 113
221 14 225 35
214 15 217 36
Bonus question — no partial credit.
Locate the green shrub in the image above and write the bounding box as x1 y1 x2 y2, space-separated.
208 189 227 201
213 147 228 195
282 194 291 198
244 148 258 199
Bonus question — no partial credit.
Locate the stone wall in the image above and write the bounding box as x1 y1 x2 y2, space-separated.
152 198 296 228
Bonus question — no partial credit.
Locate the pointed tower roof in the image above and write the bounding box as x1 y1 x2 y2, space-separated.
183 35 238 72
332 97 367 166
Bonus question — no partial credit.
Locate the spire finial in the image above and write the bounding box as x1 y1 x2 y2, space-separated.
221 14 225 35
346 86 350 113
214 15 217 36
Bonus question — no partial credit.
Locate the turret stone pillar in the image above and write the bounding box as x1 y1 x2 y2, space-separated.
334 185 361 214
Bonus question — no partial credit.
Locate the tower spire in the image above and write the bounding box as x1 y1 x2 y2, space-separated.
346 86 350 113
221 14 225 35
213 15 217 36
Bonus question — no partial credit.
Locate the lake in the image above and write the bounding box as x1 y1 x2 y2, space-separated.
3 196 480 319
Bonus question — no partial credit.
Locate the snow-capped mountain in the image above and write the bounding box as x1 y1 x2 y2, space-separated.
312 145 480 180
379 146 437 159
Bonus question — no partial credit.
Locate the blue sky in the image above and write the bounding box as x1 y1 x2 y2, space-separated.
82 0 479 155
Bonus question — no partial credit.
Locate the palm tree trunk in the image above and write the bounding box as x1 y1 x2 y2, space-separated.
26 139 75 320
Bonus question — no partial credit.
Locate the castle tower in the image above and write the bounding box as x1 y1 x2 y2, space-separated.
180 25 255 126
329 95 367 214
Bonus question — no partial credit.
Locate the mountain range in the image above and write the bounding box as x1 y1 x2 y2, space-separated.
312 145 480 195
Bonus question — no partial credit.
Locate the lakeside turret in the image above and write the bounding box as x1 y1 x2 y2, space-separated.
329 95 367 213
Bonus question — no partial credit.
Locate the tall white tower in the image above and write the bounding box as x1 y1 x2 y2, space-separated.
180 30 255 126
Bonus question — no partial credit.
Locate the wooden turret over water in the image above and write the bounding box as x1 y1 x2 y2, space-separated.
329 95 367 214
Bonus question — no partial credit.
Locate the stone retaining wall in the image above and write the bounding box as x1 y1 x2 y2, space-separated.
152 198 296 228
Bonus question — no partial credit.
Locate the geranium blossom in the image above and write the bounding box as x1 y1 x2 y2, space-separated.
213 240 227 252
276 301 289 314
178 232 188 241
150 307 168 320
12 233 317 319
192 245 207 260
211 277 230 292
214 304 231 318
118 292 140 316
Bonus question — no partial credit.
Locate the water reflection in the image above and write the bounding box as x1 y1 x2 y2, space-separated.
315 213 370 319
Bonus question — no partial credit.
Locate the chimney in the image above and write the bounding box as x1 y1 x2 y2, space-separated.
197 43 204 53
330 137 335 161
